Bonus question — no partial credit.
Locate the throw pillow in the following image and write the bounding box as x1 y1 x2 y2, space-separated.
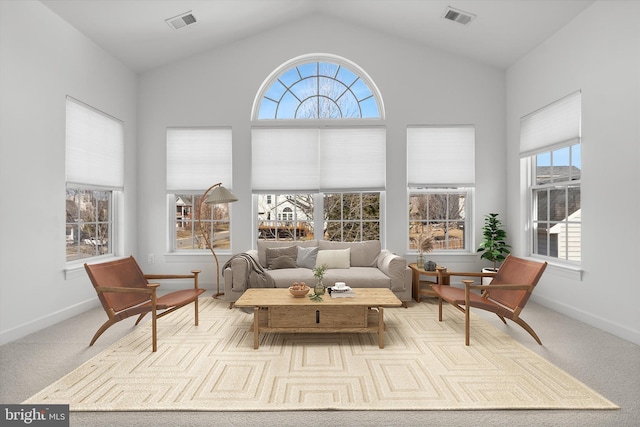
297 246 319 269
270 255 298 270
315 248 350 269
265 245 298 269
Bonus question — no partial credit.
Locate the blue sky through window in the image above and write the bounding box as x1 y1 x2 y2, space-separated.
257 60 380 119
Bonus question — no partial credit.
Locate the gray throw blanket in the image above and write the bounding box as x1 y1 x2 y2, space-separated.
222 253 274 291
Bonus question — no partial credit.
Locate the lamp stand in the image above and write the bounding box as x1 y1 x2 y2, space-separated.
197 182 224 299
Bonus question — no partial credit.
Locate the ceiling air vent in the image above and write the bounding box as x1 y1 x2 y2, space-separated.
443 6 476 25
166 11 197 30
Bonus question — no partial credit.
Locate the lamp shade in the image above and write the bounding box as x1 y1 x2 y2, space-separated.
205 185 238 204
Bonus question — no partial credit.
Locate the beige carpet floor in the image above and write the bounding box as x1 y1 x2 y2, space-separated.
23 298 617 411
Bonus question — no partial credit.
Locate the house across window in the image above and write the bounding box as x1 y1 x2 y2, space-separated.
531 144 581 261
256 192 380 242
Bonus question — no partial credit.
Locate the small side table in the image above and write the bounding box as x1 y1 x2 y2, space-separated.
408 263 450 302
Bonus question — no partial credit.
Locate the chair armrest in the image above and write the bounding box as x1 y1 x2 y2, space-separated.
94 284 158 294
467 283 534 291
144 271 201 288
144 271 200 279
446 271 497 279
376 250 407 292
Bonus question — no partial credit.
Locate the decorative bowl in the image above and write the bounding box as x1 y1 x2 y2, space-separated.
289 285 310 297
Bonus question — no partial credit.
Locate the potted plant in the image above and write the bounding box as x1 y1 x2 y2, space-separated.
411 234 435 269
311 264 328 299
477 213 511 281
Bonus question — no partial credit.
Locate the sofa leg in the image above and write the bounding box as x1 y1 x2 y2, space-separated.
228 302 234 309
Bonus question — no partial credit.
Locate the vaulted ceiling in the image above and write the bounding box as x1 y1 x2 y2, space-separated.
41 0 595 73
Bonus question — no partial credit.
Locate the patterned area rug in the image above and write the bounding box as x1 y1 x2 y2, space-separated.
24 298 617 411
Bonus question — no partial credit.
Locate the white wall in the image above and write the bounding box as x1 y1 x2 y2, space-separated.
506 1 640 344
136 13 506 287
0 1 138 344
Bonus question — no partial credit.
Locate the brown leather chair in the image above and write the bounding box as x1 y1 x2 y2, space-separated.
432 255 547 345
85 256 204 351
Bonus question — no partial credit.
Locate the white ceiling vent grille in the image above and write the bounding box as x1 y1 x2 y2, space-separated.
166 11 197 30
443 6 476 25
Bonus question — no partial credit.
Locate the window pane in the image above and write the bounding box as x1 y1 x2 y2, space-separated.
534 222 551 257
66 188 112 261
568 185 580 214
447 222 465 250
535 189 548 221
549 188 566 221
536 152 551 184
362 193 380 220
258 194 314 241
571 144 581 180
552 146 571 182
429 194 447 220
343 194 361 220
174 193 230 250
323 192 380 242
408 189 469 252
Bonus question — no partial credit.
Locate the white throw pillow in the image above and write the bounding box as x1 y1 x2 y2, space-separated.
315 248 350 269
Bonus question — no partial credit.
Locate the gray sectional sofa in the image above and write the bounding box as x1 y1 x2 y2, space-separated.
222 240 412 304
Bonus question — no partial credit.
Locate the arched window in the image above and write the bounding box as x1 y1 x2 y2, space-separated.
253 53 384 120
252 54 385 243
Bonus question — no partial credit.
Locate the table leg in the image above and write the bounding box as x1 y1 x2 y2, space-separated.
253 306 260 349
378 306 385 349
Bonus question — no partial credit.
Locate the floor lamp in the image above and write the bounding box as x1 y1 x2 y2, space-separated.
198 182 238 299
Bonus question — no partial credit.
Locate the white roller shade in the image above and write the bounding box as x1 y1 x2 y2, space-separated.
407 126 475 187
166 128 232 192
252 128 319 192
520 91 581 157
320 128 386 191
65 97 124 189
252 127 386 192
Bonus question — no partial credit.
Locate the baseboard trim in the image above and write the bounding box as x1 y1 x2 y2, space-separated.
0 298 100 346
531 294 640 345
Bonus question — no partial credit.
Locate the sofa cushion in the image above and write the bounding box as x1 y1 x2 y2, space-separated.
318 240 380 267
297 246 319 269
316 248 350 269
270 255 298 270
266 268 316 288
257 240 318 268
265 245 297 269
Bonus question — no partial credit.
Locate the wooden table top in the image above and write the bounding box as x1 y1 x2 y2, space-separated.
234 288 402 307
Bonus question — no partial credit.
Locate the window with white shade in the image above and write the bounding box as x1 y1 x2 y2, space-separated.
65 97 123 262
521 91 581 263
252 54 385 243
167 127 233 251
252 127 384 242
407 126 475 252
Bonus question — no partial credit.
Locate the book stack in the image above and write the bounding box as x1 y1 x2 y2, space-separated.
329 286 354 298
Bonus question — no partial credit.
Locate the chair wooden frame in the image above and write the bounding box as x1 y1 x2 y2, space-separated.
84 256 204 352
431 255 547 346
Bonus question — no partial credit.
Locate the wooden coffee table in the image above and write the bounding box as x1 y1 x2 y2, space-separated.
234 288 402 349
